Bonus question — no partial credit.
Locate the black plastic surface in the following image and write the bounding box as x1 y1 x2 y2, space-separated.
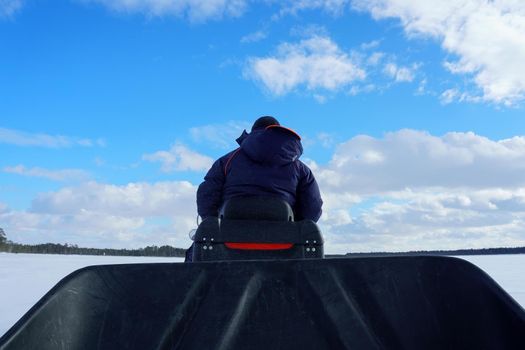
220 196 294 221
1 257 525 350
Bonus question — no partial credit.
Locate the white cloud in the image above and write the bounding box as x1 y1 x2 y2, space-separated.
82 0 352 21
313 94 327 103
246 33 425 99
30 181 196 217
317 132 336 148
240 30 267 43
189 120 250 149
318 129 525 193
289 23 330 38
361 40 381 50
439 88 481 104
1 181 198 248
383 62 417 82
3 165 91 182
367 51 384 65
0 0 22 18
440 88 459 104
352 0 525 105
321 188 525 253
315 129 525 252
0 127 103 148
416 78 427 95
84 0 247 22
347 83 376 96
275 0 351 18
143 143 213 172
245 35 366 95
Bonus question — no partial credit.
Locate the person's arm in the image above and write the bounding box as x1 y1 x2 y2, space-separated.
196 157 226 218
295 162 323 222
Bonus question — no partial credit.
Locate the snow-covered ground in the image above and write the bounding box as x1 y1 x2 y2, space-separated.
0 253 524 337
0 253 184 336
458 255 525 309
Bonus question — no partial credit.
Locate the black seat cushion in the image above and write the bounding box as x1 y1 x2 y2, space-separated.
220 196 294 222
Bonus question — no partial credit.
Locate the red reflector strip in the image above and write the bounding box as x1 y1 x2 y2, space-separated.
224 243 294 250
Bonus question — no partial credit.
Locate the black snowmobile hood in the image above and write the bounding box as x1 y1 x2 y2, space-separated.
237 126 303 166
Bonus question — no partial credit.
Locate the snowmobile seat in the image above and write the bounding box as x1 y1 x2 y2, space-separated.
192 196 323 261
219 195 295 222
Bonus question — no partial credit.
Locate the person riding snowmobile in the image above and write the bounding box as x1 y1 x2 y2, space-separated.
186 116 323 261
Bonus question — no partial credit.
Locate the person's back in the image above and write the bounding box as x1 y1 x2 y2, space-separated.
197 116 323 222
186 116 323 261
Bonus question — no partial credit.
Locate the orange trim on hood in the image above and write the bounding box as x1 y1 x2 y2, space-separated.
265 125 301 140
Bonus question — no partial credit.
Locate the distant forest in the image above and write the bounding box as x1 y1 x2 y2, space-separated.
0 228 186 257
1 227 524 257
341 246 525 257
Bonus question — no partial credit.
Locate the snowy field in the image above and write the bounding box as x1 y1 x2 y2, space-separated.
0 253 184 336
1 253 524 337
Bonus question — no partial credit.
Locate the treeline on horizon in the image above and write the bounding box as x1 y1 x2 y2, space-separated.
0 228 186 257
342 246 525 257
1 228 524 257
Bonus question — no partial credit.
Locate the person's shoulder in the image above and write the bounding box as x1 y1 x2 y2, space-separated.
296 159 311 168
215 148 245 172
218 148 240 161
294 159 312 175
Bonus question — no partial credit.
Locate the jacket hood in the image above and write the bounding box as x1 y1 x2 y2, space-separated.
237 126 303 166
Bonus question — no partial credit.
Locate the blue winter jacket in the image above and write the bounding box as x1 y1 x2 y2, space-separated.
196 125 323 222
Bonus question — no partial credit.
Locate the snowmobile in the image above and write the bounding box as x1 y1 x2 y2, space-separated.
1 196 524 349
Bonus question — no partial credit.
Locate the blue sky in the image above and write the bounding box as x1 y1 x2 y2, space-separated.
1 0 525 253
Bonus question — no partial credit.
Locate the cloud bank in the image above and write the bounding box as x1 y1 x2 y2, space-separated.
313 129 525 253
1 181 198 248
3 129 525 253
352 0 525 105
315 129 525 193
